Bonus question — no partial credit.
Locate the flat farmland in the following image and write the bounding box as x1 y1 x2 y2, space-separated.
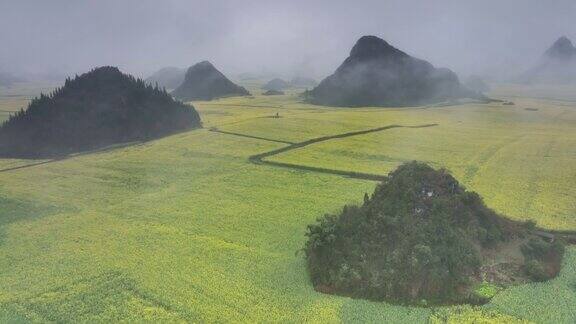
0 84 574 322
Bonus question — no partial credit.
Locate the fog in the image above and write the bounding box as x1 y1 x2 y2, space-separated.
1 0 575 80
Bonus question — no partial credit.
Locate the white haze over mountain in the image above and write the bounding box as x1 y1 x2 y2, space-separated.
1 0 575 81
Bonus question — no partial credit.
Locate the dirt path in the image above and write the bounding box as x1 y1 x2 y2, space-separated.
210 123 438 181
210 124 576 241
248 123 437 162
209 129 295 144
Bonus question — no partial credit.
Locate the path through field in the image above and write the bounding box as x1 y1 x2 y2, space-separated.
0 84 575 322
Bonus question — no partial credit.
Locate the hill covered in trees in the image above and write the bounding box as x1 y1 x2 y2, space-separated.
521 36 576 84
145 67 186 89
0 66 201 158
172 61 250 101
305 36 480 107
305 162 564 305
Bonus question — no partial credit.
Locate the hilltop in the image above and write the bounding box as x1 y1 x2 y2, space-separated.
172 61 250 101
262 78 289 91
0 66 201 158
305 36 479 107
305 162 564 305
521 36 576 84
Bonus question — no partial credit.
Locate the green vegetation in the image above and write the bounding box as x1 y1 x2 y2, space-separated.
304 162 561 304
0 83 574 322
258 96 576 230
0 67 200 158
521 238 565 281
430 306 530 324
172 61 250 101
306 36 480 107
474 282 502 300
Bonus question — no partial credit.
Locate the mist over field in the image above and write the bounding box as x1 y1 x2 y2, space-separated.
1 0 575 80
1 1 576 322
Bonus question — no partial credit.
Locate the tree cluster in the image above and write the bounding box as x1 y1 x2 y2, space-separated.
172 61 250 101
304 162 559 304
0 66 201 158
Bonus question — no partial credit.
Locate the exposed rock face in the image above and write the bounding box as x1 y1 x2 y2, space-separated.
145 67 186 89
306 36 477 107
521 36 576 84
0 66 201 158
172 61 250 101
262 78 290 91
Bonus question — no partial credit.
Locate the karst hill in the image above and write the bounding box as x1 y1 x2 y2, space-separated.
521 36 576 84
172 61 250 101
262 78 290 91
305 162 564 305
306 35 480 107
0 66 201 158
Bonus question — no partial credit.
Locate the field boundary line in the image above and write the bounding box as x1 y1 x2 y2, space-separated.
0 141 142 173
251 123 438 161
240 121 576 239
251 159 387 181
209 128 295 144
246 123 438 181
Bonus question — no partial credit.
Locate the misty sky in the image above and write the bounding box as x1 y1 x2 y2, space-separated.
1 0 575 80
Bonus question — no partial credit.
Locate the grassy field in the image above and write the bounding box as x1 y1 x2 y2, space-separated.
0 83 575 322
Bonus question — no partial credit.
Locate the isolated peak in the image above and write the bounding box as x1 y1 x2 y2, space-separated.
544 36 576 60
173 61 250 101
350 35 407 60
193 61 216 69
88 66 122 75
307 35 475 107
555 36 572 46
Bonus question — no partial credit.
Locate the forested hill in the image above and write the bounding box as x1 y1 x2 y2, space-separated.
172 61 250 101
306 35 480 107
0 66 201 158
